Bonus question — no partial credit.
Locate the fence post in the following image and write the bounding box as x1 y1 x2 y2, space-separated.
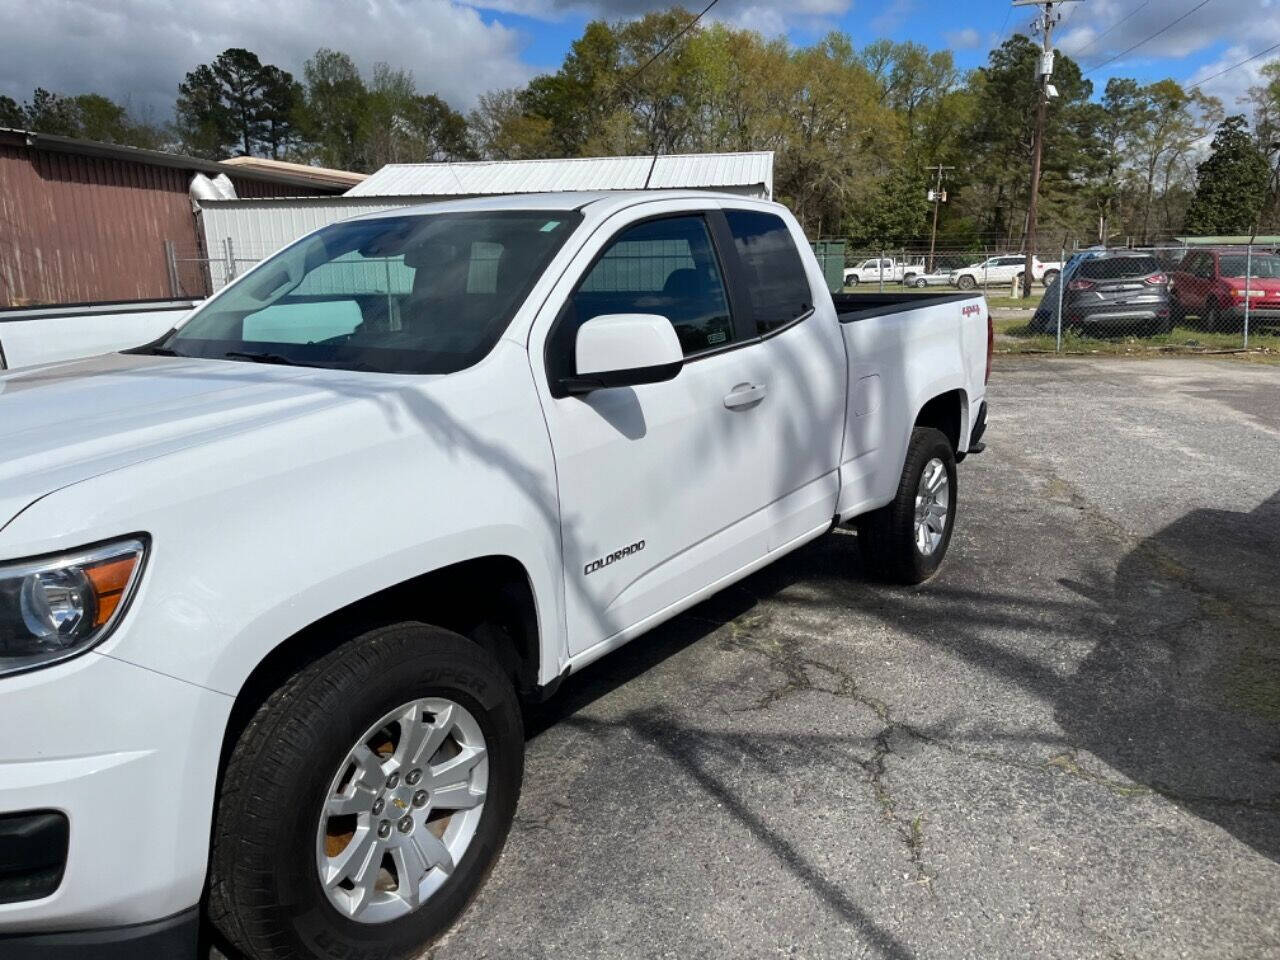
878 249 884 293
163 240 179 298
1244 244 1252 350
1056 245 1065 353
222 237 236 284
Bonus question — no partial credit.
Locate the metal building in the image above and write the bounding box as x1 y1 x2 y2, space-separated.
0 129 359 307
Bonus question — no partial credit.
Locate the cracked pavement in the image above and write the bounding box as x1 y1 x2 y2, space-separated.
424 356 1280 960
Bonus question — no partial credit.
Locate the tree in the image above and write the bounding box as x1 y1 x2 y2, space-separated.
23 88 79 136
257 65 303 160
299 48 369 170
0 95 24 127
176 48 298 159
1183 115 1271 236
468 88 556 159
176 63 237 158
962 36 1094 249
1127 79 1218 242
846 169 930 247
212 48 267 155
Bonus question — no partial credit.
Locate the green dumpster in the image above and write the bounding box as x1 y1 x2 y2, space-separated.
810 240 846 294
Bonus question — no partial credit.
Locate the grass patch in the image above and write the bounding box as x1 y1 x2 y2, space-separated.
995 317 1280 361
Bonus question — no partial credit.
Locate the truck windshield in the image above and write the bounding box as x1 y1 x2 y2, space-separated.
160 210 582 374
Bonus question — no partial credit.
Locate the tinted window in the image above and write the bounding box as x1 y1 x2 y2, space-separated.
564 216 733 359
998 257 1024 266
1077 257 1161 280
164 211 581 374
724 210 814 334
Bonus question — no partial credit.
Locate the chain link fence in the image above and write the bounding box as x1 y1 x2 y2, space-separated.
835 243 1280 354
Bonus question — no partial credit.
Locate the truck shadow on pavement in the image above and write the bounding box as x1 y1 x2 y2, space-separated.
519 490 1280 956
1055 491 1280 863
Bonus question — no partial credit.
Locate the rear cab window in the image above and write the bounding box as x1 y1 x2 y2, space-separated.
722 209 814 336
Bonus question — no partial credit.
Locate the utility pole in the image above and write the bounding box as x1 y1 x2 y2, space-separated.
1013 0 1081 298
926 164 954 273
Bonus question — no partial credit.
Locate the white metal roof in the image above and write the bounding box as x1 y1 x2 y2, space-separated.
345 152 773 199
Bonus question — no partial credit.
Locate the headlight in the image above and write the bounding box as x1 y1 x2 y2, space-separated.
0 536 147 677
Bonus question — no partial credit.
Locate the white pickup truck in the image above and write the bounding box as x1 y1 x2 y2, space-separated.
0 191 990 960
948 254 1061 290
842 257 924 286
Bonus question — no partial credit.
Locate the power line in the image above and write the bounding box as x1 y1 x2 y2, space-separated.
996 4 1013 41
623 0 721 90
1070 0 1150 59
1084 0 1216 75
1186 40 1280 90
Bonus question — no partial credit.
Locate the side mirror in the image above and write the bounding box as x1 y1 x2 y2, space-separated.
559 313 683 396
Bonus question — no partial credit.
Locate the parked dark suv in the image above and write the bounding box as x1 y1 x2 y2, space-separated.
1031 254 1171 336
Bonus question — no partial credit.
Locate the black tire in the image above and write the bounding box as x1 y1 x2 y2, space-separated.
1043 269 1060 287
208 623 523 960
914 277 928 288
957 275 976 291
856 427 958 585
1206 298 1225 331
846 275 859 287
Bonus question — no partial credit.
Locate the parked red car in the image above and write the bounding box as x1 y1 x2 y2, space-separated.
1170 248 1280 330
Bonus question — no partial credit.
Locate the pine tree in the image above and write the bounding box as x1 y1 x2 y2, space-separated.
1183 115 1271 236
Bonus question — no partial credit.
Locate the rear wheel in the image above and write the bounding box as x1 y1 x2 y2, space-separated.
1043 269 1060 287
856 427 958 585
208 624 523 960
913 276 928 288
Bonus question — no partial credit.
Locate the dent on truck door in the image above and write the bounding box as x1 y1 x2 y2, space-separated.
538 212 776 656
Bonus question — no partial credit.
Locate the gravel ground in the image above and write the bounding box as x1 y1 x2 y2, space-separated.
428 356 1280 960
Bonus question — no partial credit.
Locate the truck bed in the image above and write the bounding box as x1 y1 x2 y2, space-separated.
832 291 978 323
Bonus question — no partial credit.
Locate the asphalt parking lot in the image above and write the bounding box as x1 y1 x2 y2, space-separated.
430 356 1280 960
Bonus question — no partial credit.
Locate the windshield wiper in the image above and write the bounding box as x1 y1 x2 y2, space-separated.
222 350 373 372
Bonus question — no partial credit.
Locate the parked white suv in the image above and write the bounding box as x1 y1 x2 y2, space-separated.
0 191 990 960
949 255 1061 290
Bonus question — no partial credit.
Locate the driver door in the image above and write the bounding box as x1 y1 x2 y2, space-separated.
531 207 775 657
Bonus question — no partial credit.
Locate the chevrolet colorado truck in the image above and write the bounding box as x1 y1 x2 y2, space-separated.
0 191 990 960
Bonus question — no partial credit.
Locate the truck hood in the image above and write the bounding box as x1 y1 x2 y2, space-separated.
0 352 364 531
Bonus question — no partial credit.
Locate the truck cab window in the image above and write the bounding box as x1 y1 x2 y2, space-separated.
563 215 734 359
723 209 813 335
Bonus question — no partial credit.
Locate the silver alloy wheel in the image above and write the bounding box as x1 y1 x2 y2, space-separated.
914 458 949 555
316 697 488 924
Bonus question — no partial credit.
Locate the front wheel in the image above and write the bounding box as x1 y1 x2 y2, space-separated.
845 275 859 287
208 624 523 960
856 426 958 584
957 275 976 291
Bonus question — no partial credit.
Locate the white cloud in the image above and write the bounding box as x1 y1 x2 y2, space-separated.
461 0 852 33
870 0 913 36
944 27 982 51
1058 0 1280 72
0 0 536 116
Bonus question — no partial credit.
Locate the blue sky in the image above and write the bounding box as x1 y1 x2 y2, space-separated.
0 0 1275 117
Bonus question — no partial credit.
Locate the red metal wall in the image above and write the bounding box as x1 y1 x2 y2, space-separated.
0 143 330 307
